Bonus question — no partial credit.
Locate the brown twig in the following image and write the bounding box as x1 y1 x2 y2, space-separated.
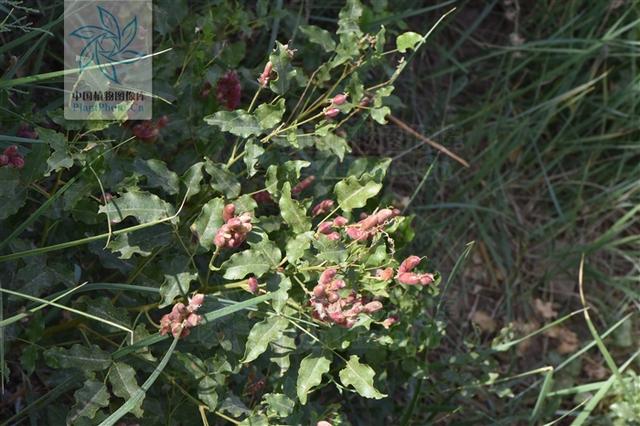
387 114 470 168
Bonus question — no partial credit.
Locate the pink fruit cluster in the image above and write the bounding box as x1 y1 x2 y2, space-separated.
323 93 348 119
214 204 252 249
318 216 348 241
310 269 383 328
0 145 24 169
17 124 38 140
346 208 401 241
159 294 204 339
132 115 169 143
396 256 434 286
217 70 241 110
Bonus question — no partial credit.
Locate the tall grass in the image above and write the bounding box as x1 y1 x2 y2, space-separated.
377 0 640 422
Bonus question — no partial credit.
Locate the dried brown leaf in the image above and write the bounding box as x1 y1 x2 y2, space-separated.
534 298 558 319
544 326 579 354
471 310 496 333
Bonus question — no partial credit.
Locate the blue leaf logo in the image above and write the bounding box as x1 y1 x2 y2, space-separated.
70 6 142 84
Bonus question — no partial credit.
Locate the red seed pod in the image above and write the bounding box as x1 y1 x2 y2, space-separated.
247 277 259 294
171 322 185 339
3 145 18 157
313 284 326 298
376 267 394 281
200 81 212 98
252 190 273 203
329 279 346 291
292 175 315 195
171 303 188 318
157 115 169 128
10 155 24 169
222 203 236 222
359 96 371 107
214 233 226 248
0 155 9 166
332 216 348 227
100 193 113 204
132 121 159 142
399 256 422 273
326 232 340 241
327 292 340 303
375 208 396 224
312 199 334 217
188 293 205 311
382 316 398 329
324 108 340 119
258 61 273 87
331 93 348 105
364 301 383 313
16 124 38 140
358 215 379 231
397 272 422 285
418 273 435 286
216 70 242 110
319 268 337 285
346 227 366 241
318 221 333 235
185 313 201 327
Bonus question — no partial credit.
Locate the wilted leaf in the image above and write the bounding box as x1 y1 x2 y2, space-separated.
98 190 175 224
279 182 311 233
335 174 382 211
182 161 205 200
263 393 295 418
244 139 265 177
67 380 110 424
300 25 336 51
198 376 219 411
159 257 198 307
190 197 225 251
265 160 310 197
204 110 262 138
338 355 386 399
533 298 558 319
242 316 289 363
221 249 272 279
255 99 286 129
108 362 143 417
205 161 241 198
44 344 111 372
0 167 26 219
286 231 314 264
134 158 180 195
296 353 331 404
39 127 73 174
471 310 496 333
544 326 579 354
314 132 350 161
396 31 423 53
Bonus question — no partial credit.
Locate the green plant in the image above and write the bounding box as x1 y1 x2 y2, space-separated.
0 1 451 424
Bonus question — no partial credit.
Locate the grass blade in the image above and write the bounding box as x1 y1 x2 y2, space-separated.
0 286 132 337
